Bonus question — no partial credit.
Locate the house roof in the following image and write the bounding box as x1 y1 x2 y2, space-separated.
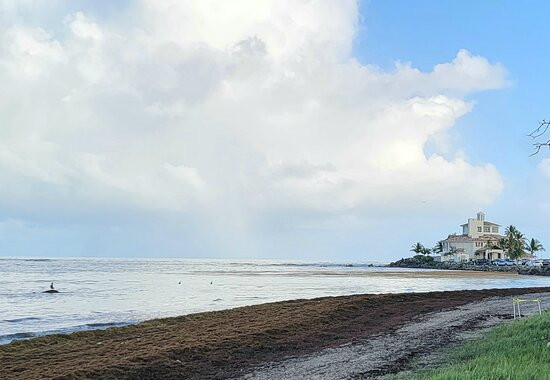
442 234 473 242
460 221 501 227
477 234 505 240
442 234 505 243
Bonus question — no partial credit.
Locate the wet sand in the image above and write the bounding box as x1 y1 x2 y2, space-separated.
1 286 549 380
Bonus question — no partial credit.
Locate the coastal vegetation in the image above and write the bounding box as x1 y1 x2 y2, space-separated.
395 311 550 379
503 225 528 260
411 242 432 256
526 238 546 257
410 243 434 262
433 241 444 255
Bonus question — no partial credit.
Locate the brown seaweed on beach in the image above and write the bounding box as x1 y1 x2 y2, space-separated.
1 286 549 380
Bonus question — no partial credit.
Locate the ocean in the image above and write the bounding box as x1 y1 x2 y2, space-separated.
2 258 550 344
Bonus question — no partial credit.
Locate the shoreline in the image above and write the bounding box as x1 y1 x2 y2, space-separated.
0 269 538 346
2 286 550 379
388 257 550 276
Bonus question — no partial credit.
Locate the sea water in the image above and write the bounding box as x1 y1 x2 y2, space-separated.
2 257 550 344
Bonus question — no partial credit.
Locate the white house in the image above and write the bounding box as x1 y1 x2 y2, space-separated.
441 212 508 262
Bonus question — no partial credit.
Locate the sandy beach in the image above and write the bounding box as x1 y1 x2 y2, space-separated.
1 287 549 379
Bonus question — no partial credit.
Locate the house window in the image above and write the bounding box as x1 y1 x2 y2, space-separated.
477 227 482 232
492 227 498 233
484 227 490 232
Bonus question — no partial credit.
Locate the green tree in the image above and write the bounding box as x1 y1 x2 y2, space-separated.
505 225 519 238
433 241 444 255
505 225 527 260
497 237 508 250
410 242 425 255
525 238 545 258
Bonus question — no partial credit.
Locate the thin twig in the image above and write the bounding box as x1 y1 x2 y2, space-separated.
529 120 550 155
528 120 550 139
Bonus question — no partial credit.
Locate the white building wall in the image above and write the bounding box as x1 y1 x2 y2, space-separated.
441 241 476 262
467 218 483 239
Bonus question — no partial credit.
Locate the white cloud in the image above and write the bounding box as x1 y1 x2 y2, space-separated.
0 0 506 229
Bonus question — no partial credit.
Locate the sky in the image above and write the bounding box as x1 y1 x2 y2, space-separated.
0 0 549 261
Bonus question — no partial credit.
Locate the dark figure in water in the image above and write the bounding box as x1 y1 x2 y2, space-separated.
44 282 59 294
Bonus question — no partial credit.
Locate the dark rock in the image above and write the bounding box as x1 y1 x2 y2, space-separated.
388 257 549 277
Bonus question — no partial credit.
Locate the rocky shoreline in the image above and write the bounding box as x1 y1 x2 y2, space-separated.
388 257 550 276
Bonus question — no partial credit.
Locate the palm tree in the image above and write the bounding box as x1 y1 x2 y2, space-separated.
497 237 508 250
410 242 425 255
505 225 519 238
433 241 444 255
525 238 545 258
505 225 527 260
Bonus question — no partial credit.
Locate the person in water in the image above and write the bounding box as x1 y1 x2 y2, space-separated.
43 282 58 293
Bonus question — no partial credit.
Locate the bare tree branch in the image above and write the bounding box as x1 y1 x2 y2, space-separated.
529 120 550 156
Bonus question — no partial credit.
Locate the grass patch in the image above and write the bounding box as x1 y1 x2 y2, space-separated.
395 312 550 380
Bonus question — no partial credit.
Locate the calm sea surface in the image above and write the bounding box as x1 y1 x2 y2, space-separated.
2 258 550 344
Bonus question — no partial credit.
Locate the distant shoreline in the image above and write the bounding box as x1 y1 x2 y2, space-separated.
388 257 550 276
2 286 550 379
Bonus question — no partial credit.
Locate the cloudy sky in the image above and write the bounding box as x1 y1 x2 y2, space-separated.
1 0 549 261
